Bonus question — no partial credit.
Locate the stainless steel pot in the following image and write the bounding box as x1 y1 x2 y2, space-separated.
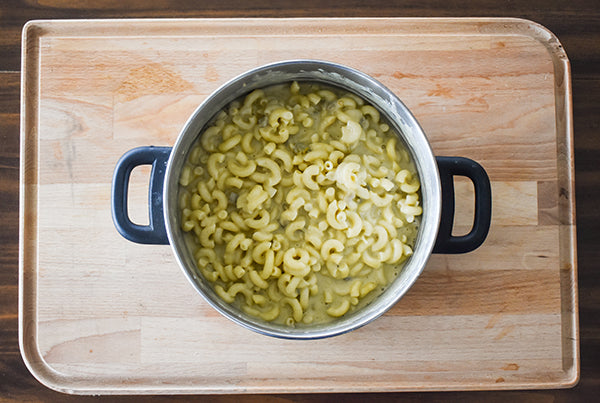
111 60 492 339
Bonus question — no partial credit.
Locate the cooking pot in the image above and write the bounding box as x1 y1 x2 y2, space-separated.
111 60 492 339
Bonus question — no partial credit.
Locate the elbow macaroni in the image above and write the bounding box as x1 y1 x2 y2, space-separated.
179 81 422 327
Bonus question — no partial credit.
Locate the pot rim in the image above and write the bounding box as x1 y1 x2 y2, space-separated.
163 59 442 339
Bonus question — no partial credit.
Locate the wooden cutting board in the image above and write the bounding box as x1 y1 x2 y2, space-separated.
19 18 578 394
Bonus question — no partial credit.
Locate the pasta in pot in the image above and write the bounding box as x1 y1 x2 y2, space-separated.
178 81 422 326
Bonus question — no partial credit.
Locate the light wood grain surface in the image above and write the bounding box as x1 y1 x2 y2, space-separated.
18 18 577 394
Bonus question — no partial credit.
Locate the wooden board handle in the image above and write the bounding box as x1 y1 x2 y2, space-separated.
111 146 171 244
433 156 492 254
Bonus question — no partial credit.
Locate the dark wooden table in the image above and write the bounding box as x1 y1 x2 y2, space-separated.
1 1 598 401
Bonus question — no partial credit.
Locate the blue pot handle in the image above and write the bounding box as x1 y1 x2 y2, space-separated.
111 146 172 245
433 156 492 254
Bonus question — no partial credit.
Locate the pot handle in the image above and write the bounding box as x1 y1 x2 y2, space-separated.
433 156 492 254
111 146 172 245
